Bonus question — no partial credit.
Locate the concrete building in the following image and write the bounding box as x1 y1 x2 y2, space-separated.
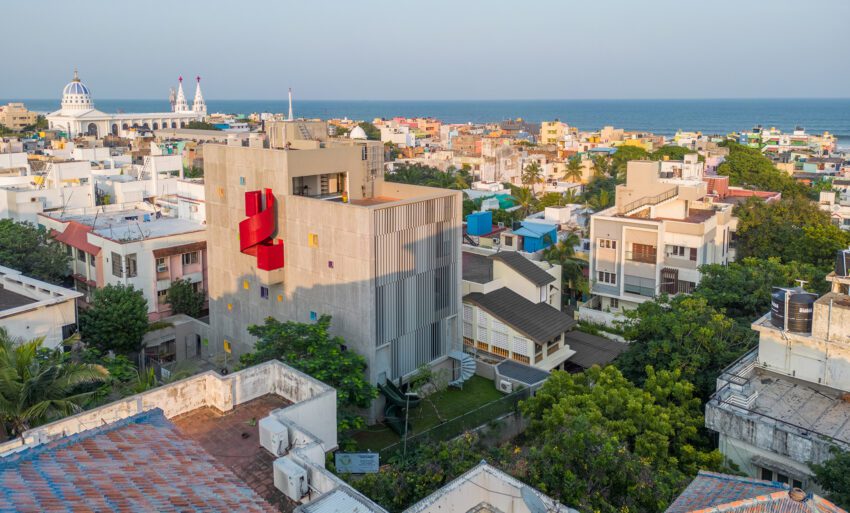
39 204 208 320
584 157 735 317
0 103 38 131
204 119 465 391
539 120 570 145
705 258 850 490
0 265 81 348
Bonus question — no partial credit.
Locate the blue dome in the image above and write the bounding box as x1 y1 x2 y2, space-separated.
63 81 90 96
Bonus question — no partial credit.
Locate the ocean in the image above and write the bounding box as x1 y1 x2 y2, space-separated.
7 98 850 146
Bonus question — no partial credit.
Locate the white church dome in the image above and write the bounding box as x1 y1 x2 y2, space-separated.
61 70 94 111
349 125 368 139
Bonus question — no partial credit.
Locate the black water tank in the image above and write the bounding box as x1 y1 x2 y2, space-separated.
835 249 850 277
786 292 817 333
770 288 788 329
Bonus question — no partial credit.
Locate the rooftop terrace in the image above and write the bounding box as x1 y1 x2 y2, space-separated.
48 208 205 242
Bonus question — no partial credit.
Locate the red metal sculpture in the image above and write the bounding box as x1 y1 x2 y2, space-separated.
239 189 284 271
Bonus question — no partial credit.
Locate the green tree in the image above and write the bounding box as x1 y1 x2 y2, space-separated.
183 165 203 179
79 284 149 355
358 121 381 140
543 233 588 304
512 186 537 217
0 328 109 438
240 315 377 430
716 141 806 197
166 278 205 317
612 146 649 180
519 366 723 513
650 145 701 162
592 154 612 178
521 161 543 194
618 295 756 399
185 121 221 131
734 196 850 267
696 257 827 322
811 447 850 509
588 189 611 211
563 156 584 182
0 219 69 284
351 433 485 512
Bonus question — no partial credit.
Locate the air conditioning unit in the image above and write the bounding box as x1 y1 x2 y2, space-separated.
259 416 290 456
497 222 505 229
499 379 514 393
156 264 168 273
273 456 308 500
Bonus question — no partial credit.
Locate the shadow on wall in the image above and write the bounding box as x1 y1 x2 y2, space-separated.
207 229 462 387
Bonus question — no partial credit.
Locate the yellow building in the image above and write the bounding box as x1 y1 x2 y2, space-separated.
539 120 569 145
0 103 38 131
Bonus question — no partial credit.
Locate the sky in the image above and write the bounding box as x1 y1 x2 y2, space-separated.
3 0 850 101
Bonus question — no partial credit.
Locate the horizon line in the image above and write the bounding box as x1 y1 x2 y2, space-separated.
4 96 850 102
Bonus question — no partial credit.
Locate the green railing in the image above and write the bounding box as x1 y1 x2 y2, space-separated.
379 387 532 461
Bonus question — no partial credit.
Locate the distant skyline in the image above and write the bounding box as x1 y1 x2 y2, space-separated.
3 0 850 101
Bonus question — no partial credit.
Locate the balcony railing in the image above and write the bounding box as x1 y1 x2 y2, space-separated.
618 186 678 214
623 275 656 297
625 250 657 264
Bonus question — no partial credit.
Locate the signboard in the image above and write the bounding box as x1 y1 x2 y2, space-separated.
335 452 379 474
223 340 232 354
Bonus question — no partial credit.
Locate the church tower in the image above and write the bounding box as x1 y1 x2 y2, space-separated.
192 76 207 116
174 76 190 113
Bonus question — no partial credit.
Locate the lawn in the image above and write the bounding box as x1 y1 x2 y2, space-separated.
352 375 504 453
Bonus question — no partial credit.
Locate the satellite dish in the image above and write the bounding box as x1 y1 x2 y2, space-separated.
522 486 549 513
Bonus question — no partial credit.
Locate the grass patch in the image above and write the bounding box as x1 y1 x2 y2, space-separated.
352 376 503 452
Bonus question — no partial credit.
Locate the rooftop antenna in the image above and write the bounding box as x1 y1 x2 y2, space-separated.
288 88 294 121
795 279 808 290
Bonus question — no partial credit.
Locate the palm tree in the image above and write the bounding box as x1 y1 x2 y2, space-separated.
521 161 543 195
563 156 584 182
426 171 455 189
512 186 537 217
563 189 579 205
591 155 611 178
543 233 589 305
588 189 611 211
0 328 108 438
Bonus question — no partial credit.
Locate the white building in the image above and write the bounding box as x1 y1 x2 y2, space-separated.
46 71 205 138
0 265 81 348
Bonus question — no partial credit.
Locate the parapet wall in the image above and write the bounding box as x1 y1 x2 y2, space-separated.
0 360 337 455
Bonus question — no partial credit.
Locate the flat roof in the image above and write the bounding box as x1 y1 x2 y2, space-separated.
52 209 205 242
348 196 400 206
171 394 296 512
0 286 36 310
563 331 627 368
495 360 550 386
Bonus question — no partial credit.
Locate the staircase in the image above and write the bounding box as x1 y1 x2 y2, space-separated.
448 351 476 388
298 123 312 140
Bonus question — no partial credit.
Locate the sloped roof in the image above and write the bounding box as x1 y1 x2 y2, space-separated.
52 221 100 255
464 287 575 343
0 409 277 513
666 471 845 513
489 251 555 286
563 330 627 368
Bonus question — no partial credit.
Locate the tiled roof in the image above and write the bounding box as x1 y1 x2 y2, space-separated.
666 471 846 513
563 330 627 368
51 221 100 255
464 287 575 343
489 251 556 286
0 409 277 513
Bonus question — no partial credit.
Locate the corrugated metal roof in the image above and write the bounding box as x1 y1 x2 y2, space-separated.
489 251 556 286
463 287 575 343
300 488 384 513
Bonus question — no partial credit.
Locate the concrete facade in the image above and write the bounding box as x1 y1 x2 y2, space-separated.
204 121 463 388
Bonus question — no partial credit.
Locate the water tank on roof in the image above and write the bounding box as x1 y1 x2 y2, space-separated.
835 249 850 277
466 211 493 236
770 287 817 334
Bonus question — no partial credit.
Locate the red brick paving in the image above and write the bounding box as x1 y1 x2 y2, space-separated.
172 394 298 512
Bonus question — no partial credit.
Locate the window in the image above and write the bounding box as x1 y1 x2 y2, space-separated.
260 286 269 299
66 244 73 256
308 233 319 248
111 252 123 277
182 251 199 266
669 245 687 257
310 311 318 321
77 248 86 263
156 257 168 272
192 282 202 294
631 243 656 263
539 286 546 303
126 254 137 278
89 253 96 268
597 271 616 285
239 176 245 186
690 247 698 261
598 239 617 250
157 289 168 305
504 236 513 247
610 298 619 309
